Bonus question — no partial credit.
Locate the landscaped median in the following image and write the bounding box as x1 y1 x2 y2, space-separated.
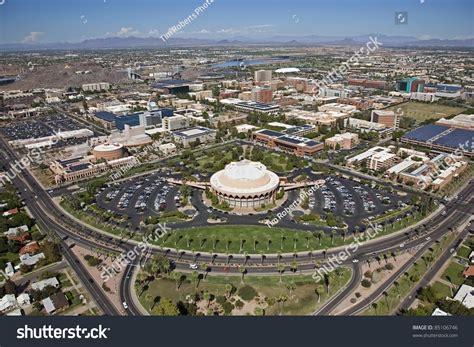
362 231 457 315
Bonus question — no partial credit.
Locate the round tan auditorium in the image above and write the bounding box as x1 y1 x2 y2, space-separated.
210 160 280 208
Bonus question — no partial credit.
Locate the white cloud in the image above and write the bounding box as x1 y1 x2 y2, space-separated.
115 27 140 37
189 29 212 34
217 28 241 34
22 32 44 43
148 29 160 37
246 24 275 29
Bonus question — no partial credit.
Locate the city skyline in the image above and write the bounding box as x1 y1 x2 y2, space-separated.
0 0 473 45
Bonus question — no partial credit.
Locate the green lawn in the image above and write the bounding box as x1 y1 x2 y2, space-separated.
441 262 466 286
158 225 348 254
137 269 351 316
456 245 471 260
431 281 452 300
385 101 465 123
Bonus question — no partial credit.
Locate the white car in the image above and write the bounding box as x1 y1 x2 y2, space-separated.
425 236 431 241
122 301 128 309
189 263 199 270
399 243 405 248
352 259 359 263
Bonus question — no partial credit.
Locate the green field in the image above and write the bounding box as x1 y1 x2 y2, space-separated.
456 245 471 259
137 269 351 316
431 281 452 300
158 225 349 254
441 262 466 287
385 101 465 123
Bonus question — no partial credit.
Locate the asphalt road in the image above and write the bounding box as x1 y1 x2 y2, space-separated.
1 134 472 316
321 186 473 316
395 225 471 314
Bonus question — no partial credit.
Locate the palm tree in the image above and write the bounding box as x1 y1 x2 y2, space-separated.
239 265 246 283
278 294 288 315
184 235 191 248
334 268 343 286
293 235 298 250
200 263 208 280
383 291 390 311
191 270 199 289
330 230 336 245
211 234 218 251
171 271 181 291
315 285 323 303
277 251 282 266
394 281 401 298
203 291 211 307
239 234 245 252
253 236 258 251
372 302 378 316
316 232 323 246
277 264 285 283
324 274 330 294
286 281 296 298
280 232 285 250
266 235 272 251
225 284 233 299
260 251 265 265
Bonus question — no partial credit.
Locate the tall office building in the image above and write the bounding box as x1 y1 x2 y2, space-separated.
254 70 272 83
251 87 273 103
396 77 425 93
371 110 400 129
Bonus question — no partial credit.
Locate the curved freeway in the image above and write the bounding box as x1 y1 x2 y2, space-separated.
1 135 472 316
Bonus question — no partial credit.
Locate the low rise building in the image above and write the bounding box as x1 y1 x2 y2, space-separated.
82 82 110 92
31 277 60 291
325 133 359 150
162 115 189 132
254 129 324 157
234 101 280 114
319 103 357 115
172 127 217 147
453 284 474 309
436 114 474 131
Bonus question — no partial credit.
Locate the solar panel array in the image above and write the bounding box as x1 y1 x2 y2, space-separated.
402 124 449 142
433 129 473 149
403 124 473 152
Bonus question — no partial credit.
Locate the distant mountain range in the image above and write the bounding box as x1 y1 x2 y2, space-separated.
1 34 473 51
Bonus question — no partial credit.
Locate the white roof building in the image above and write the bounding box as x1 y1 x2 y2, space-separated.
17 293 31 306
31 277 59 291
5 262 14 277
0 294 17 312
453 284 474 309
19 252 45 266
42 297 56 314
5 225 29 237
235 124 258 133
432 308 451 316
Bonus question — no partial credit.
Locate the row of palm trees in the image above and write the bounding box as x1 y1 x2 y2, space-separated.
162 230 350 255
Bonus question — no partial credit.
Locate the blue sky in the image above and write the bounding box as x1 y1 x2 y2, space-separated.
0 0 472 44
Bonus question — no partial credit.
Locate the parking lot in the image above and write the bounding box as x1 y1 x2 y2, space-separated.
96 174 181 228
1 113 93 147
85 168 413 233
309 175 410 229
